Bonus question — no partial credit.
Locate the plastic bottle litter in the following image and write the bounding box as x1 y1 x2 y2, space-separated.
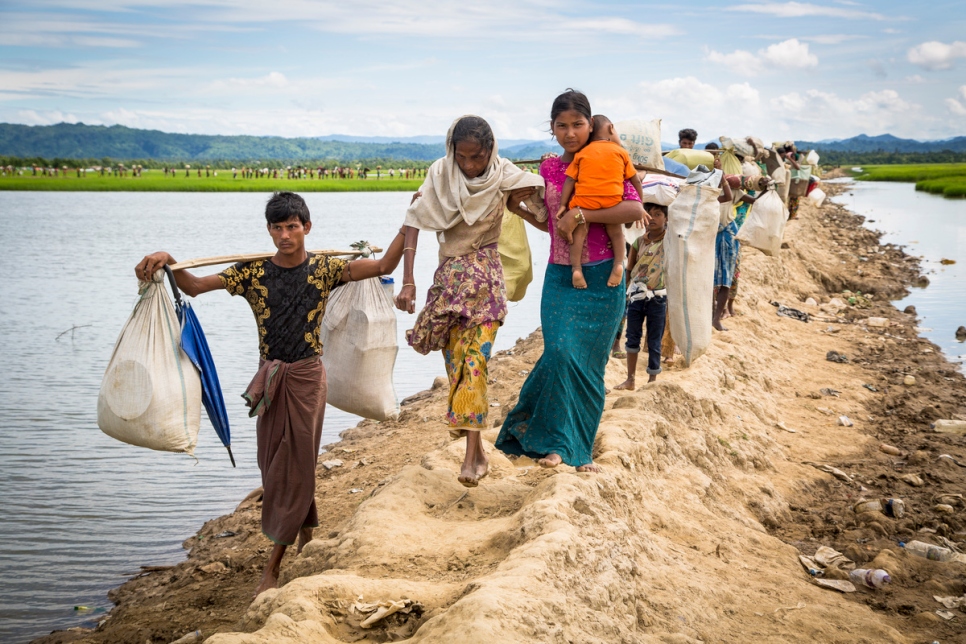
879 443 902 456
883 498 905 518
933 419 966 435
866 317 889 327
849 568 891 589
902 540 961 562
853 499 883 514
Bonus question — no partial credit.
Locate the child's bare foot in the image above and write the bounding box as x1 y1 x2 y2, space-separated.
576 462 601 473
614 377 635 391
647 374 657 383
712 318 728 332
537 453 562 468
572 271 587 289
607 267 623 287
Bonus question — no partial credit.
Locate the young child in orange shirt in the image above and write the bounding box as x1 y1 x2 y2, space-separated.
557 115 645 288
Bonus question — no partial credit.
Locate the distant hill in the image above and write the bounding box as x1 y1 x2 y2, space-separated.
3 122 962 163
0 122 560 163
0 123 446 163
795 133 966 153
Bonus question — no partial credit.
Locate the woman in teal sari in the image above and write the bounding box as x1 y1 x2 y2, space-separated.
495 90 644 471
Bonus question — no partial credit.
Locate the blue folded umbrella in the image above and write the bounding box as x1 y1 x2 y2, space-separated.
164 267 235 467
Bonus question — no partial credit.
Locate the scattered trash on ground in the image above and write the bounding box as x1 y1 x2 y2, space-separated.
826 351 849 364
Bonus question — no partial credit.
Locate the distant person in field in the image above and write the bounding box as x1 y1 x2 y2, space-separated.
135 192 405 600
678 128 697 149
557 114 644 289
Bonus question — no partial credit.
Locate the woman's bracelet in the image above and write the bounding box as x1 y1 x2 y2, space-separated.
575 207 586 226
403 283 415 287
404 247 416 252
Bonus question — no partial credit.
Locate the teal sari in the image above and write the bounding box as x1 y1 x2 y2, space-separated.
495 262 625 466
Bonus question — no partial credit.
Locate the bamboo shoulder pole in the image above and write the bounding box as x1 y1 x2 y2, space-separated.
169 247 382 271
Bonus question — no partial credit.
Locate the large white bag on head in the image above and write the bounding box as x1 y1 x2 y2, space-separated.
736 189 788 257
98 271 201 453
665 171 721 367
320 278 400 421
615 119 665 170
639 174 680 206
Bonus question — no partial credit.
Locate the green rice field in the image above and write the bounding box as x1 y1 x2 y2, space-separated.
0 170 423 192
852 163 966 198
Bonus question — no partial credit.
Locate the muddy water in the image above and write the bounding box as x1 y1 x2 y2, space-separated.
0 191 549 642
831 180 966 370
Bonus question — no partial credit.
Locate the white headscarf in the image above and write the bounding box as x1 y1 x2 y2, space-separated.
404 116 547 232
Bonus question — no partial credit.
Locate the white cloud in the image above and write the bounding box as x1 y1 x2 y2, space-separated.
707 39 818 75
771 88 919 136
905 74 925 83
907 41 966 71
947 85 966 116
16 109 81 125
727 2 887 20
882 28 901 34
211 72 289 90
804 34 863 45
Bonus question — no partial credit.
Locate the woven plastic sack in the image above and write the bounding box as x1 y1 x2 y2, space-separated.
498 208 533 302
615 119 665 170
736 189 788 257
320 278 400 420
665 170 721 367
98 270 201 453
639 175 680 206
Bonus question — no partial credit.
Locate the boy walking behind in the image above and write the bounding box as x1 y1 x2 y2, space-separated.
135 192 405 598
615 203 668 390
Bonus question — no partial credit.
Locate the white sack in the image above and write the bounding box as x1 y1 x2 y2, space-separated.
736 189 789 257
615 119 665 170
666 178 721 367
808 187 827 206
98 270 201 453
320 278 400 421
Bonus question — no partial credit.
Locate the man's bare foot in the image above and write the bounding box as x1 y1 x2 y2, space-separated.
576 462 601 473
647 374 657 383
537 453 563 468
296 527 313 554
712 319 728 332
572 271 587 289
607 268 623 287
253 571 278 600
614 377 635 391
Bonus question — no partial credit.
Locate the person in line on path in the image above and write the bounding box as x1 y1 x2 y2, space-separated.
395 115 547 488
557 114 644 289
678 128 697 149
134 191 406 599
784 143 806 220
614 203 668 390
495 89 644 473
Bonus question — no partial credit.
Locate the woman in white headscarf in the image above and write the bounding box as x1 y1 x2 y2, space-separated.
395 115 547 487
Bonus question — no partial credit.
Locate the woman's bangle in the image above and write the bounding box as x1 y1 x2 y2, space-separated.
575 207 586 226
404 247 416 252
403 283 415 287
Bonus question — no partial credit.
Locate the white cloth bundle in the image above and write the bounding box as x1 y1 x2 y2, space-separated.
736 189 789 257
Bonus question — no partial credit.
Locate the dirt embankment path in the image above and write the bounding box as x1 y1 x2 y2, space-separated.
38 182 966 644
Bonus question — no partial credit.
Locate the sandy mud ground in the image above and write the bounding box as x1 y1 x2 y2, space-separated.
37 181 966 644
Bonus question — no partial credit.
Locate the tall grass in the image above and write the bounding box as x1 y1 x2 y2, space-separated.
852 163 966 199
0 170 423 192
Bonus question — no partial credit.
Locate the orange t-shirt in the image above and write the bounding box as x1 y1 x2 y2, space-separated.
566 140 637 210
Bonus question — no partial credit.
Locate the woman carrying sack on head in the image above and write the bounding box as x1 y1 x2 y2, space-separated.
395 115 547 488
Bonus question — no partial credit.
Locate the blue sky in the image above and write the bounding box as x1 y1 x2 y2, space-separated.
1 1 965 143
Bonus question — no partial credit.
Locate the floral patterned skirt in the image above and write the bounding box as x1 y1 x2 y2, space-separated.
406 245 507 355
444 322 499 432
